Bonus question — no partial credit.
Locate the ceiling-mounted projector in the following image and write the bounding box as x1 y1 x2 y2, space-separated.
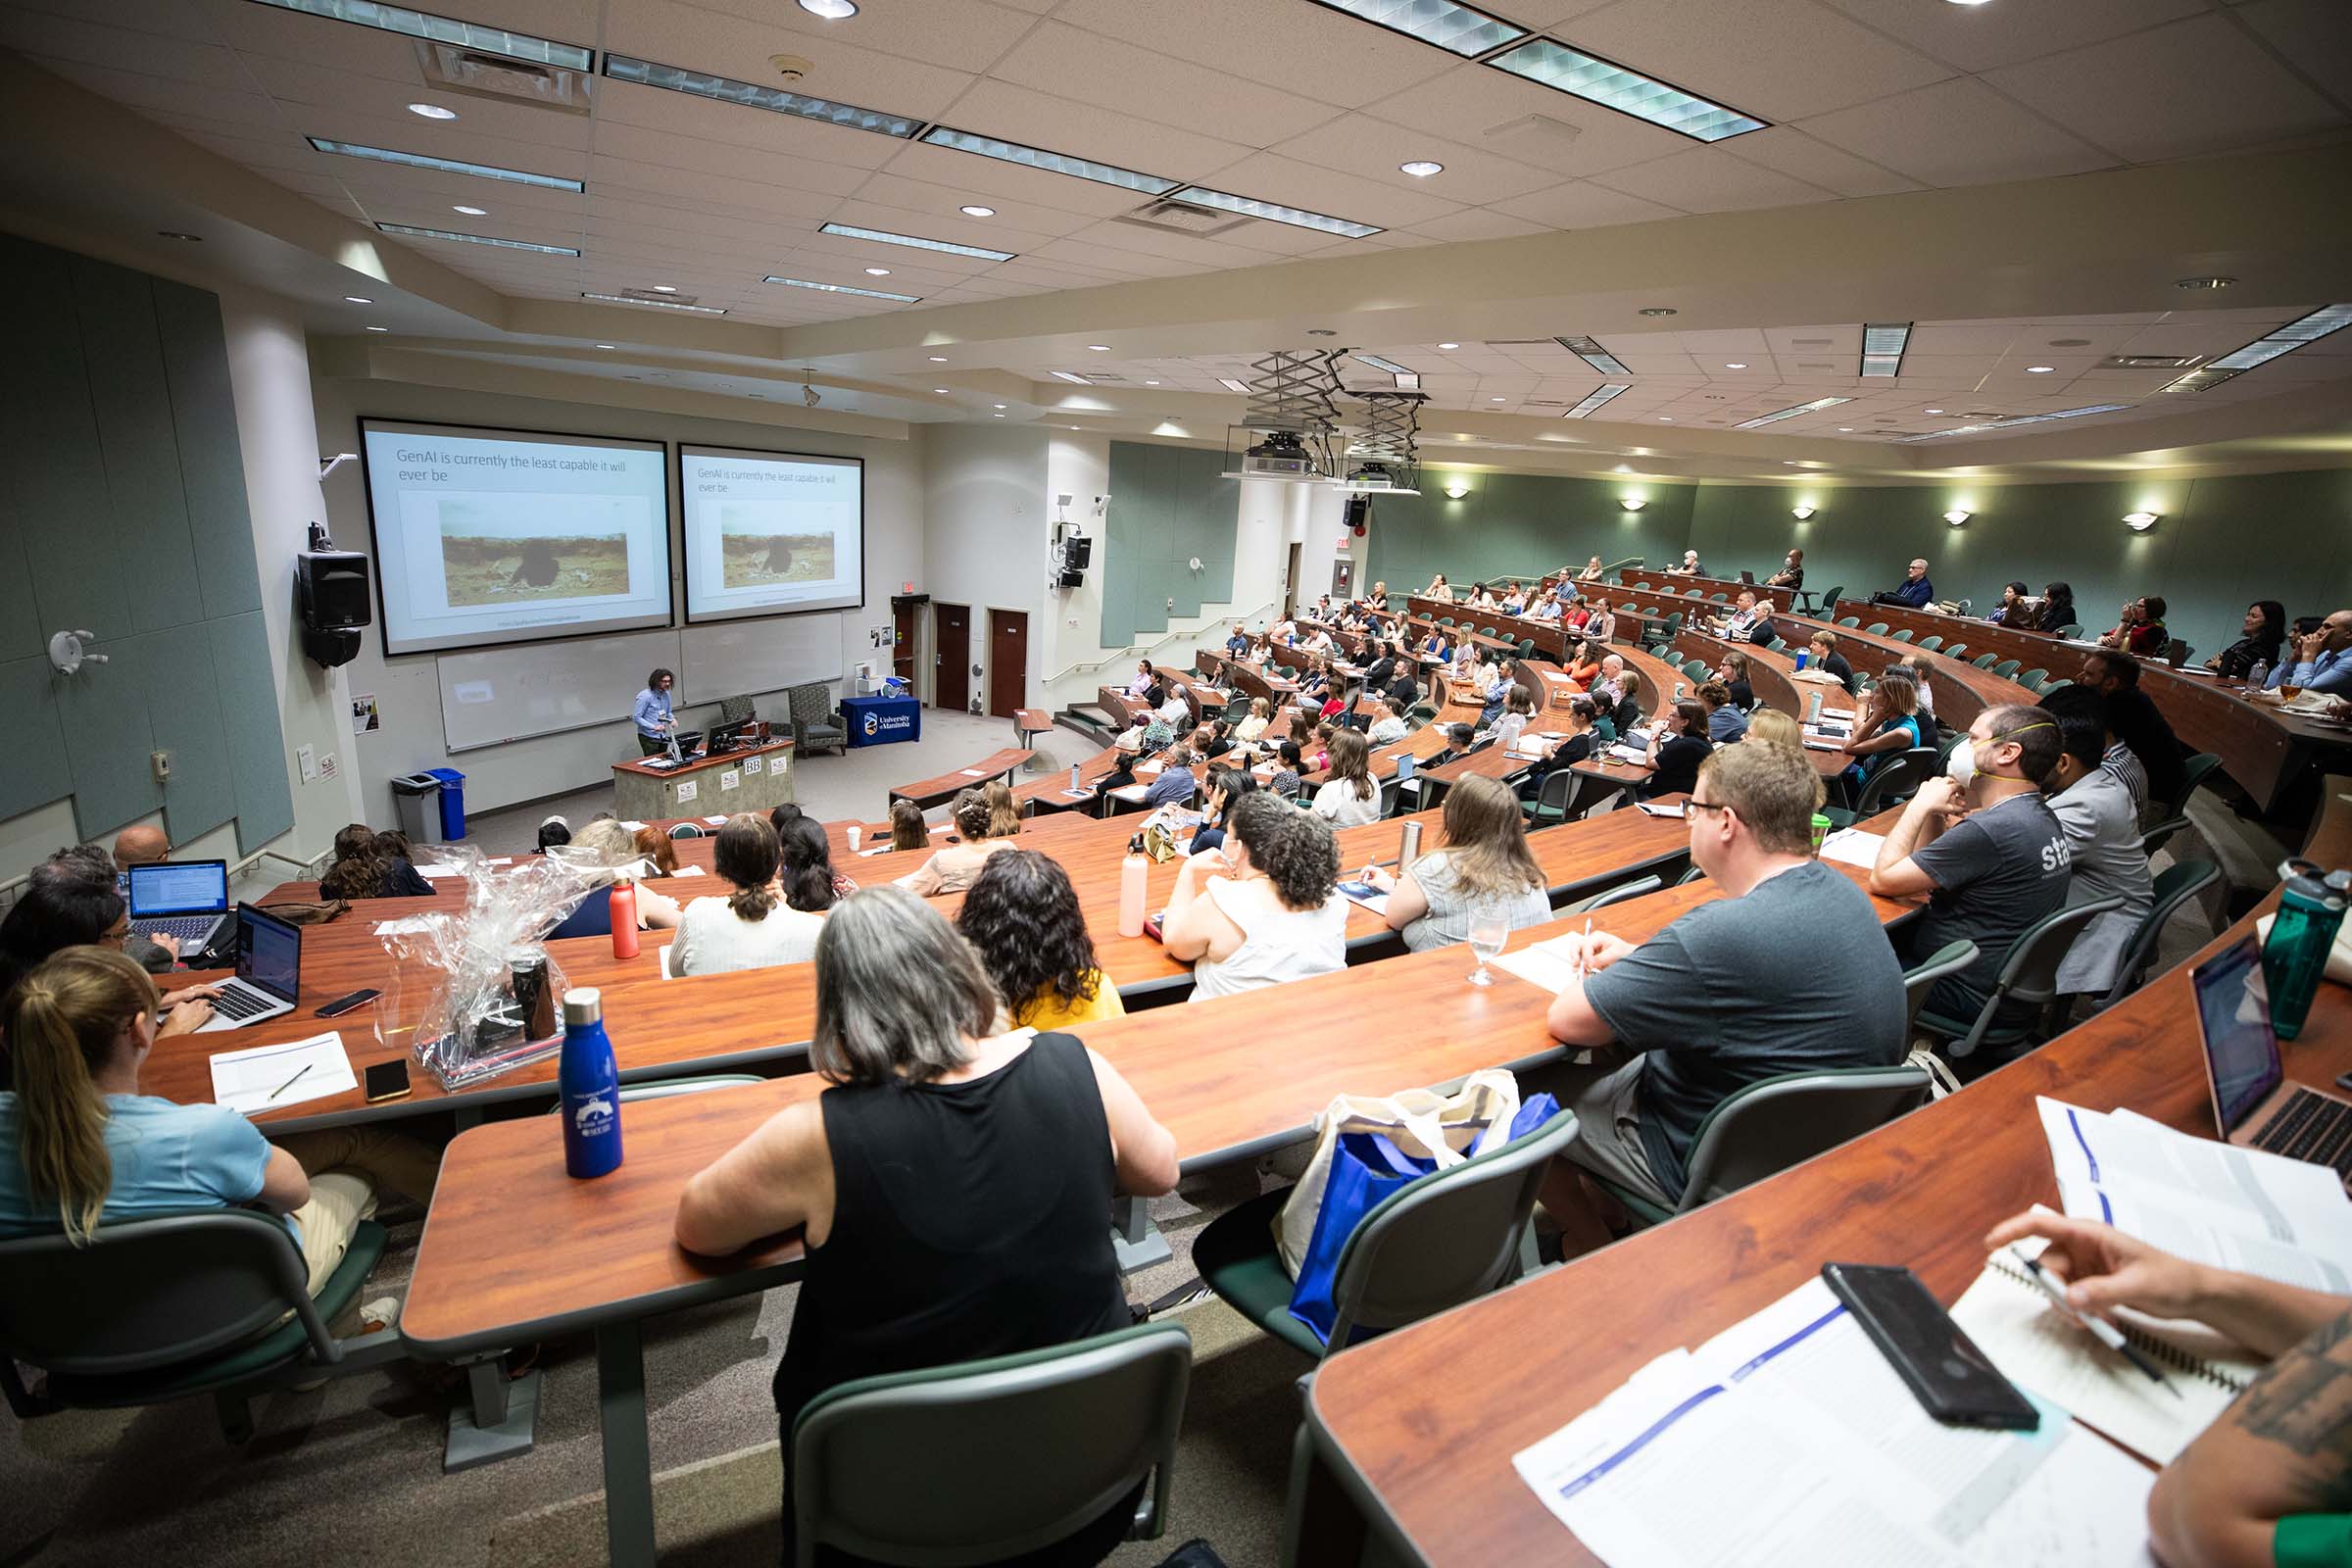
1346 462 1396 489
1242 429 1316 478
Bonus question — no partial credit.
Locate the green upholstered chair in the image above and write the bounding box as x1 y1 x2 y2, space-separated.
1913 898 2126 1063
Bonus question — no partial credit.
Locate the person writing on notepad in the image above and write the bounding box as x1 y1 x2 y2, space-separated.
1982 1209 2352 1568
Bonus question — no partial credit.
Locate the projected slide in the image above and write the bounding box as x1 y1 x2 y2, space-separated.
360 420 673 656
681 445 864 623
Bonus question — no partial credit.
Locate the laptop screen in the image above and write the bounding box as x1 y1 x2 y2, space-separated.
236 906 302 1003
127 860 227 916
2193 935 2282 1133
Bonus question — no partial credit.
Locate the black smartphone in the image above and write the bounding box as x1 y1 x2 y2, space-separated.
316 988 380 1018
363 1059 412 1104
1821 1262 2038 1431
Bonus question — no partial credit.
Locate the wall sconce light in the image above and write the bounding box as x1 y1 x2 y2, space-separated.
1790 504 1815 520
1942 509 1971 526
1619 498 1645 512
2123 511 2160 532
1443 482 1470 500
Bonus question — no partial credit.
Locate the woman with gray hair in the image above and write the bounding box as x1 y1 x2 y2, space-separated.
672 887 1178 1559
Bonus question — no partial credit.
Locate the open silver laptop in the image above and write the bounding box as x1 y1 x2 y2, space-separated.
2193 934 2352 1182
196 905 303 1033
125 858 231 950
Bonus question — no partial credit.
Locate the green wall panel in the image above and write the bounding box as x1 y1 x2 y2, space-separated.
134 624 239 846
0 656 74 825
74 259 203 633
51 657 161 840
210 612 295 854
0 449 41 663
153 277 265 620
1363 470 1696 594
1102 441 1239 645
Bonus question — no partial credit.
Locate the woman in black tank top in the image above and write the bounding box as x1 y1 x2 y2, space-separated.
673 889 1179 1566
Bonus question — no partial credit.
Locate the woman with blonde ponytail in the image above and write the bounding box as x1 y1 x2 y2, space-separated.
0 946 439 1298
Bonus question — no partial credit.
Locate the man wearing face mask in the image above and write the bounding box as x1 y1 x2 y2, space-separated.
1869 706 2072 1036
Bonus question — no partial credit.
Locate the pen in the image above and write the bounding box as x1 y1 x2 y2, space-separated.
267 1061 314 1102
2010 1247 2180 1398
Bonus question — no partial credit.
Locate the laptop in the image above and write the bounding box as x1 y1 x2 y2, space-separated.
125 859 231 950
2193 934 2352 1180
1738 570 1756 585
195 905 303 1033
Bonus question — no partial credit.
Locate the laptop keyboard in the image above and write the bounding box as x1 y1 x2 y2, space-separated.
210 985 277 1021
133 914 220 943
2252 1088 2352 1177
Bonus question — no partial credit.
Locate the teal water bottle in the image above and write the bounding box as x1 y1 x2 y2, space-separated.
559 987 624 1178
2261 859 2347 1041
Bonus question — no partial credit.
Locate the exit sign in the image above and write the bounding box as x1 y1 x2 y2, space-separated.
902 581 913 593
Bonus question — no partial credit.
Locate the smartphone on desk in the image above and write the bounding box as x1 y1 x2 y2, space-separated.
316 988 380 1018
363 1059 412 1104
1822 1261 2037 1431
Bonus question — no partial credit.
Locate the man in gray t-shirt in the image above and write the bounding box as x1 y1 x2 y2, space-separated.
1543 745 1906 1225
1871 705 2071 1027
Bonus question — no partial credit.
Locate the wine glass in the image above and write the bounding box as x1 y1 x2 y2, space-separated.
2281 685 2304 703
1467 914 1508 987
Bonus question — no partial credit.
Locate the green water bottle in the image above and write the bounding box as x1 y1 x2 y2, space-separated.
2261 859 2346 1041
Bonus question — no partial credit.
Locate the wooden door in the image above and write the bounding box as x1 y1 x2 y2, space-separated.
989 610 1029 718
892 600 919 688
934 602 970 713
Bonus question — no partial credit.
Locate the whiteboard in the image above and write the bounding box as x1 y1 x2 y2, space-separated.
435 614 845 753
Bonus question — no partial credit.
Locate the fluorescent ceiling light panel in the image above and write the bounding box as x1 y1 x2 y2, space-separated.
765 276 920 303
604 55 921 138
1304 0 1527 57
918 126 1177 196
1860 322 1910 378
1166 187 1380 238
1217 377 1253 393
1735 396 1851 429
1899 404 2131 440
819 221 1015 261
1352 353 1415 375
580 291 726 314
1561 383 1631 418
1488 38 1765 141
247 0 592 69
1052 371 1092 384
376 221 576 254
307 137 584 191
1558 335 1631 377
1394 372 1421 390
2201 304 2352 374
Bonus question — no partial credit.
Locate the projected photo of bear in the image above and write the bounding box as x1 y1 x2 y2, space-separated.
436 504 631 607
719 504 836 589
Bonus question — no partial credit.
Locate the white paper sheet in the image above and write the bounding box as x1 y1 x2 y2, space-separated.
374 915 433 936
704 815 727 825
1490 930 1591 995
1818 828 1886 868
412 862 458 878
209 1032 359 1115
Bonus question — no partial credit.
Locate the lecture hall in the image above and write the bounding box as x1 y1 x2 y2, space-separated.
1 0 2350 1564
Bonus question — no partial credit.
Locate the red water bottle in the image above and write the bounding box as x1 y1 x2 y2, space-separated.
610 877 640 959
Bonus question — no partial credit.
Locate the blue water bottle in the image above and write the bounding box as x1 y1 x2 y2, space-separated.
559 987 623 1179
2262 860 2348 1042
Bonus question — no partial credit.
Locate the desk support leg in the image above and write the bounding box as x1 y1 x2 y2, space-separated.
597 1320 659 1568
1110 1193 1171 1275
443 1357 539 1472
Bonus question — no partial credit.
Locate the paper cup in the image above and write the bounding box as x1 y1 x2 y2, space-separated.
848 825 861 853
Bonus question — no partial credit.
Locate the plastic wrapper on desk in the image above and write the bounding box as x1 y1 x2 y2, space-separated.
374 844 620 1089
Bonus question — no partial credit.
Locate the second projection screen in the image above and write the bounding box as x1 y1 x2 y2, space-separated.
681 445 864 622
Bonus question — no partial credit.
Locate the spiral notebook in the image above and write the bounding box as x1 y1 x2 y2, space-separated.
1951 1250 2260 1464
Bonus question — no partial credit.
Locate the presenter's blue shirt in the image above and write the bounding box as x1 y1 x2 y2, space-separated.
0 1092 291 1241
634 687 672 737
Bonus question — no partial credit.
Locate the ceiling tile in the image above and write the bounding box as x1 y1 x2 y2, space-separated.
669 0 1035 72
588 122 872 196
37 61 283 129
1812 0 2209 74
605 0 979 121
1796 76 2119 186
874 140 1164 219
0 11 248 87
841 171 1102 235
1588 148 1837 214
2232 0 2352 105
936 76 1256 187
586 158 844 221
1488 179 1685 227
1186 150 1463 228
1048 0 1455 110
1060 218 1288 270
1406 208 1552 241
596 76 906 169
1267 113 1563 207
1719 125 1922 198
1367 61 1691 178
984 21 1340 148
1558 0 1955 121
1984 14 2346 165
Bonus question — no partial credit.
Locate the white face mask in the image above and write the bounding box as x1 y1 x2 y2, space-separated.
1945 739 1978 786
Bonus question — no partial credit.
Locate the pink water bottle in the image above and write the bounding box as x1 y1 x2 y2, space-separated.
610 877 640 959
1117 852 1149 938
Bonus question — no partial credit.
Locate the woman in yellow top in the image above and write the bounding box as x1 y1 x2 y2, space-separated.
955 850 1126 1031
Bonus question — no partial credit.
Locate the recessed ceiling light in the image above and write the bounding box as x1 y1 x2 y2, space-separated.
1218 377 1252 394
1438 342 1459 350
344 295 372 304
1069 425 1080 430
1943 1 1993 6
1860 321 1910 377
254 0 590 68
1490 396 1506 402
1639 307 1677 317
1736 396 1850 429
1144 379 1160 385
994 413 1005 417
959 204 996 218
408 102 458 120
1837 426 1853 432
596 343 614 349
2026 365 2054 373
605 55 920 138
450 205 489 219
934 388 950 394
1316 0 1526 57
580 291 724 313
1725 362 1745 368
307 138 584 191
2176 276 2235 290
1924 408 1943 415
929 355 949 363
1164 185 1380 238
1658 416 1672 421
798 0 858 16
652 284 677 293
1399 160 1445 177
820 220 1015 261
2123 511 2160 531
765 275 921 302
1052 371 1092 384
1088 344 1111 351
365 324 388 332
1560 334 1632 377
1902 403 2130 440
380 221 578 255
920 125 1177 196
1561 384 1631 418
1489 38 1763 141
863 267 891 275
993 404 1006 409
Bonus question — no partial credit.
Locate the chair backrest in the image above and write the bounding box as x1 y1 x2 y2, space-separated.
1901 939 1979 1036
787 682 833 724
1676 1065 1933 1212
1941 643 1968 660
0 1209 330 1377
1863 622 1889 636
1889 628 1913 643
717 694 757 725
1854 747 1940 814
792 1322 1191 1565
1526 766 1579 824
1916 636 1942 653
2138 812 2190 857
1376 775 1402 819
2164 639 2190 666
1819 585 1843 610
666 822 705 839
1707 592 1728 603
1566 873 1662 913
2017 667 2047 691
1837 615 1860 628
1948 897 2127 1057
2099 861 2219 1009
1324 1109 1580 1350
1972 652 1999 669
2167 752 2224 820
1675 863 1707 886
1989 659 2021 680
2057 623 2082 639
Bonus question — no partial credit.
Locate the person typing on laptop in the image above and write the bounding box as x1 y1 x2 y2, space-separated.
108 825 180 975
0 858 216 1033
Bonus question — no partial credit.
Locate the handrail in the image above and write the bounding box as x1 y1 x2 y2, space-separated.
1045 598 1282 684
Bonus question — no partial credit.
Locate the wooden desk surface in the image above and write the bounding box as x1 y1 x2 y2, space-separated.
888 747 1035 808
611 737 792 780
1622 569 1794 612
1787 613 2034 729
1303 866 2347 1564
400 864 1917 1356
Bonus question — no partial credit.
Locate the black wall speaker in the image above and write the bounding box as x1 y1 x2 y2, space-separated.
1064 535 1094 569
1344 494 1373 534
1057 568 1085 588
297 550 370 668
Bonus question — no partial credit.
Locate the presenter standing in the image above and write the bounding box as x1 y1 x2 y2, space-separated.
634 667 677 756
